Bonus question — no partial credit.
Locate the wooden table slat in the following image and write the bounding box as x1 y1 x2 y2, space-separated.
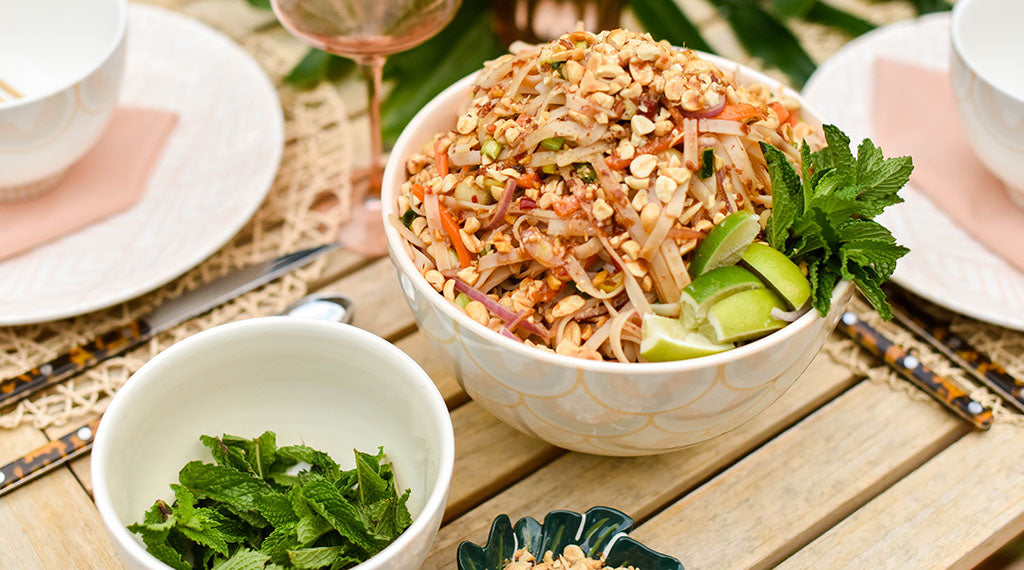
0 426 120 567
632 380 969 570
421 353 861 569
779 422 1024 570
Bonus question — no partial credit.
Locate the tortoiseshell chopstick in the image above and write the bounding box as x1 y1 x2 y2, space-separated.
885 287 1024 414
837 310 993 430
0 420 99 496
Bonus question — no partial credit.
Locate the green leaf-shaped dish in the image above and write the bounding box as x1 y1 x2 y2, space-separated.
457 506 684 570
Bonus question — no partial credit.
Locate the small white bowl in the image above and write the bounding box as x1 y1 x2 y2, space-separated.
951 0 1024 208
0 0 127 200
382 53 852 456
92 317 455 570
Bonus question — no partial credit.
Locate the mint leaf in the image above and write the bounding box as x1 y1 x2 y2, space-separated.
278 445 342 482
179 461 272 512
764 124 911 318
852 138 912 217
301 479 379 554
288 546 349 569
355 449 390 505
255 493 299 527
296 514 334 546
760 142 802 250
808 260 839 317
836 219 896 243
379 488 413 539
260 523 298 564
132 433 410 569
211 547 273 570
127 523 190 570
840 239 909 281
810 124 855 178
202 435 252 474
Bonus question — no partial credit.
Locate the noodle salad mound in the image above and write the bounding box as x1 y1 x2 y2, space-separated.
391 29 907 363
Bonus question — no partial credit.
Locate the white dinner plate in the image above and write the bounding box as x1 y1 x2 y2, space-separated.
803 13 1024 331
0 4 283 326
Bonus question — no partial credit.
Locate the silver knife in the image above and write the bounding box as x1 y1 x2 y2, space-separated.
0 242 339 407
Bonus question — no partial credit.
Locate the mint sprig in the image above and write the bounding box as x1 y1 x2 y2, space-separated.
760 124 912 319
129 432 413 570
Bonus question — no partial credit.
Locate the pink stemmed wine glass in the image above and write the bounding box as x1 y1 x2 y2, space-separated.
272 0 462 255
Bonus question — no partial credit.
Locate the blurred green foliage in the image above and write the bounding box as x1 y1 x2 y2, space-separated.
249 0 950 145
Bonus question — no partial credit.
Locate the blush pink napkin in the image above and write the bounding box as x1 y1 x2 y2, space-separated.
872 59 1024 272
0 107 178 262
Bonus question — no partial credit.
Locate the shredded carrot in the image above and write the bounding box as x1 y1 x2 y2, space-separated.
434 140 449 178
553 195 580 217
713 103 764 123
769 102 789 125
411 183 425 201
415 183 471 268
517 171 541 189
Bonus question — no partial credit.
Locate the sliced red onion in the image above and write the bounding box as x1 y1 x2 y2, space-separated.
680 97 726 120
770 306 809 322
452 278 551 340
484 178 517 231
519 197 537 210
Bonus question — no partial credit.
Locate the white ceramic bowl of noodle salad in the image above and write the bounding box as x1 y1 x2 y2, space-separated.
381 30 851 456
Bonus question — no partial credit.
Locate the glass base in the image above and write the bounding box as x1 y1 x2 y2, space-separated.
338 196 387 257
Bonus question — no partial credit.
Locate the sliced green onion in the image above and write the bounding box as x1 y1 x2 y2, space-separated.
699 148 715 179
575 163 597 183
401 209 417 228
542 164 557 175
455 293 471 308
481 139 502 161
540 137 565 151
550 61 566 79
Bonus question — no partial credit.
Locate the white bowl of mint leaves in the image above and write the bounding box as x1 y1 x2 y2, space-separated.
91 317 455 570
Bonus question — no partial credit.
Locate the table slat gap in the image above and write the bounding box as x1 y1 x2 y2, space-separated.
630 380 969 570
779 422 1024 570
425 354 860 569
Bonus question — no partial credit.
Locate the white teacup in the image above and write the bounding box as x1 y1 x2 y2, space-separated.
0 0 127 201
951 0 1024 209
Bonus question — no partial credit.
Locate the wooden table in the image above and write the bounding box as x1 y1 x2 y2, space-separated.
2 248 1024 569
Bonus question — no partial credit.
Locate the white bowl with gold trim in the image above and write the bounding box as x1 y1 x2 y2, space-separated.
0 0 127 200
381 54 853 456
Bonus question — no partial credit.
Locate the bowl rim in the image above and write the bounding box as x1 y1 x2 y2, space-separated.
0 0 129 111
381 47 851 375
950 0 1024 104
91 316 456 570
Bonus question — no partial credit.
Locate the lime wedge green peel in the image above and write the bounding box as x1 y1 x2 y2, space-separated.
640 314 734 362
702 288 788 343
679 265 765 327
740 242 811 310
688 211 761 278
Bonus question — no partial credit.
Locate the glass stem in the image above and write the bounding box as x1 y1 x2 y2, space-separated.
363 54 386 197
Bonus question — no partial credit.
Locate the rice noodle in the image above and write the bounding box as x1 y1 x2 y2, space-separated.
394 29 817 362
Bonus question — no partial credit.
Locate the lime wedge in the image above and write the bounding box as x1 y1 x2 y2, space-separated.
702 288 788 343
640 314 734 362
688 211 761 278
679 265 765 327
740 243 811 310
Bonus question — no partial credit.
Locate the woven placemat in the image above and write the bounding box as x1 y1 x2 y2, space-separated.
5 0 1018 433
823 296 1024 426
0 0 352 429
